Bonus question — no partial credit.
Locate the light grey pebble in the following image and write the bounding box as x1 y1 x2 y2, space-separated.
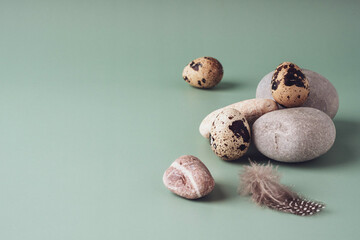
256 69 339 118
252 107 336 163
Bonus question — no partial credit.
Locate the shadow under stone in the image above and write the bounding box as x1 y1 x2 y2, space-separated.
195 183 227 203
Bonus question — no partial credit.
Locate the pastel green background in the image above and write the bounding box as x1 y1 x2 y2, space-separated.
0 0 359 239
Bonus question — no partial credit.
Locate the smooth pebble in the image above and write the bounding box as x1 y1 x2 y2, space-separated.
252 107 336 163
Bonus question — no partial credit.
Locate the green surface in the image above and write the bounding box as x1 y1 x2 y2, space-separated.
1 0 359 239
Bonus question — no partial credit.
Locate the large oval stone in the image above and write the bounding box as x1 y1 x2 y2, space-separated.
256 69 339 118
252 107 336 163
163 155 215 199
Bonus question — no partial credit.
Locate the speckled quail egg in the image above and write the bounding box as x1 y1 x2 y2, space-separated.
182 57 223 88
210 108 251 161
271 62 310 107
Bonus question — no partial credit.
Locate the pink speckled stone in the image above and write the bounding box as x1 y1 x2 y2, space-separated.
163 155 215 199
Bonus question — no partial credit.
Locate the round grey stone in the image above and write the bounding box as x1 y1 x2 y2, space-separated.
256 69 339 119
252 107 336 163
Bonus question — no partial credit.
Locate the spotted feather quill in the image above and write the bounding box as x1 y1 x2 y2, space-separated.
238 161 325 216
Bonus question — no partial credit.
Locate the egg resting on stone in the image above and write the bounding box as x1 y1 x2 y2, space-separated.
210 108 251 161
182 57 223 88
271 62 310 107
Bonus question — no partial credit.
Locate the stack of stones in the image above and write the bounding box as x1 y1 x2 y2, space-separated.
163 59 339 199
199 62 338 163
254 63 338 162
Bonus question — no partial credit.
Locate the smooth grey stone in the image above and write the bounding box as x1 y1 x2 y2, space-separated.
256 69 339 119
252 107 336 163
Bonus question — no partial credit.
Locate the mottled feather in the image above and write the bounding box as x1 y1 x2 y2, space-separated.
238 161 325 216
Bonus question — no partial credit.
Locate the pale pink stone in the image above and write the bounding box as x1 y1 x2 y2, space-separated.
163 155 215 199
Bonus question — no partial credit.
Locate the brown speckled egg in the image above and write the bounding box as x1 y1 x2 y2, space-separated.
271 62 310 107
210 108 251 161
182 57 223 88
